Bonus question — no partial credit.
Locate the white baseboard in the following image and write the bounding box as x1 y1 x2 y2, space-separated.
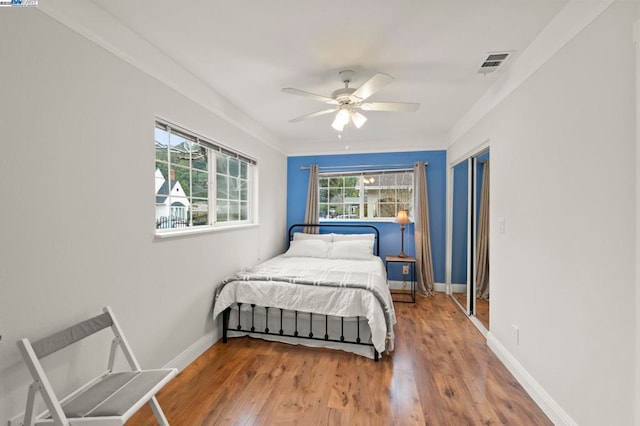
163 329 220 371
486 333 577 426
388 281 446 292
388 279 411 290
468 315 487 337
450 283 466 293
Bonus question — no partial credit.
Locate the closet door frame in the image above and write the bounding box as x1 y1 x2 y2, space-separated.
446 143 490 323
446 157 473 315
471 149 489 310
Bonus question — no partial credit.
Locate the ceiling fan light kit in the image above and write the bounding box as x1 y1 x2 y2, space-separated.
331 108 351 131
282 70 419 131
331 108 367 132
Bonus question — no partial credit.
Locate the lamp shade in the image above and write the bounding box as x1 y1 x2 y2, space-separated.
351 111 367 128
331 117 345 132
331 114 345 131
395 210 410 224
331 108 350 131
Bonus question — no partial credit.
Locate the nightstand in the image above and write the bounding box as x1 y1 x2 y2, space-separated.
385 255 416 303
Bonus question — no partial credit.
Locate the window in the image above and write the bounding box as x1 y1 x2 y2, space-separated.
215 153 250 222
319 170 413 220
154 120 256 233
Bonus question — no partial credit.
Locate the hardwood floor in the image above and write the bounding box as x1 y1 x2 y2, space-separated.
451 292 490 331
452 291 467 310
475 298 490 330
128 294 550 425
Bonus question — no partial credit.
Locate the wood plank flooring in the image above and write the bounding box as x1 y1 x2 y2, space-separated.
452 291 467 310
475 298 490 331
452 292 490 331
128 294 550 425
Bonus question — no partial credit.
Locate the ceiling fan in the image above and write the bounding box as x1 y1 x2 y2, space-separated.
282 70 420 132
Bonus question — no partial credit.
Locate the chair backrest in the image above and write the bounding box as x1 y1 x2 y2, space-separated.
30 311 113 359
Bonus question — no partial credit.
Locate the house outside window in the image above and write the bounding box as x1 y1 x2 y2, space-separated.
154 120 256 233
319 170 413 220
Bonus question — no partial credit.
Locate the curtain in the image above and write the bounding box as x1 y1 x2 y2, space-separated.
413 162 435 296
476 160 490 300
303 165 319 234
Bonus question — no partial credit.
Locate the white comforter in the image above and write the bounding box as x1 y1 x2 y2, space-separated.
213 255 396 354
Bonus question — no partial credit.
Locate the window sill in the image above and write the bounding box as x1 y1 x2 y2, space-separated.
154 223 259 240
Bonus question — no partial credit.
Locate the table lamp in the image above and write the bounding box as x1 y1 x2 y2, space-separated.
396 210 411 257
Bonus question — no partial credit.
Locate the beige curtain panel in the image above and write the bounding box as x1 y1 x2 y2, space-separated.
413 161 435 296
476 160 490 300
304 165 319 234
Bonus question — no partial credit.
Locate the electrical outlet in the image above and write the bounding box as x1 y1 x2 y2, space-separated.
512 324 519 345
402 265 409 275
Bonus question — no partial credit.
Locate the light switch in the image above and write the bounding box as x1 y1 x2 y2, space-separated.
499 217 505 234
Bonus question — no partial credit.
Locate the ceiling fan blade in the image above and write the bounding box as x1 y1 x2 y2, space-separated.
282 88 339 105
289 108 338 123
359 102 420 112
349 73 394 102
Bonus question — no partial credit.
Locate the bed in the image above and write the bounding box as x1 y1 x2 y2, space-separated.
212 224 396 360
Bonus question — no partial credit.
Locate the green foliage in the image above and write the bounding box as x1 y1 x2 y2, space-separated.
316 171 413 219
156 131 253 227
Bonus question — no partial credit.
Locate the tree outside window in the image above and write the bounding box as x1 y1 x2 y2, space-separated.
155 121 255 232
319 170 412 220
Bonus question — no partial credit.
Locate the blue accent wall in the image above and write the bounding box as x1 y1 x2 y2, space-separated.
287 150 447 283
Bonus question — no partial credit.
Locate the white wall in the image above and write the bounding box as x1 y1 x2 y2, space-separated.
635 17 640 426
448 2 637 425
0 9 286 421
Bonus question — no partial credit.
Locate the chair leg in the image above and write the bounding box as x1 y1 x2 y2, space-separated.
149 396 170 426
23 382 39 426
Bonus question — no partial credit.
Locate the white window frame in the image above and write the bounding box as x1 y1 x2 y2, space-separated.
154 119 257 236
212 150 255 227
318 169 414 222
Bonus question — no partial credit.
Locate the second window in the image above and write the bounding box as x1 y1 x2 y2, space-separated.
319 170 413 220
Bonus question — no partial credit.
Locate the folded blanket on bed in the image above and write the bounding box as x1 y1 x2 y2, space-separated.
214 264 396 352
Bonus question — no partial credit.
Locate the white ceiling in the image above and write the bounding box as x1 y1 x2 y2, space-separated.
90 0 568 155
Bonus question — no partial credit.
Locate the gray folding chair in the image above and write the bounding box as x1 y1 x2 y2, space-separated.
17 306 177 425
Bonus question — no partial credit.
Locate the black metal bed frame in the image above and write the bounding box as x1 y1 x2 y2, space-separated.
221 223 382 361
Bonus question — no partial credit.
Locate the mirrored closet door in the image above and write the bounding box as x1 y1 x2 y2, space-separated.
449 149 490 330
450 159 471 314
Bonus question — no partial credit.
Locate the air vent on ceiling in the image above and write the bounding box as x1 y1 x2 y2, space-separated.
478 51 513 74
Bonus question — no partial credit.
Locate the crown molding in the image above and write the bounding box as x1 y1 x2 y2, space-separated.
448 0 615 145
38 0 285 154
284 138 447 157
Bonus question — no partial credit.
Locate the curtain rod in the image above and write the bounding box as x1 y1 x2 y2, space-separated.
300 162 429 171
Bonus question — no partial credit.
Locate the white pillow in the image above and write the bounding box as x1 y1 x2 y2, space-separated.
283 239 329 258
332 233 376 255
332 233 376 243
328 240 374 260
292 232 333 242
